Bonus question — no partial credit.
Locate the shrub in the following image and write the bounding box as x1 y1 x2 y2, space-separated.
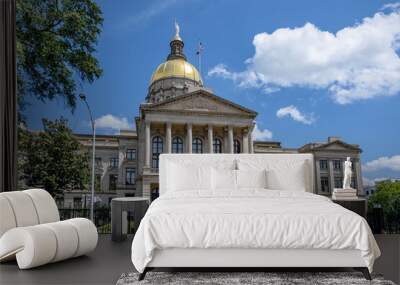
368 180 400 232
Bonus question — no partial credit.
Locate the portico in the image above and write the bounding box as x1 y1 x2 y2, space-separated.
137 89 257 197
143 121 253 164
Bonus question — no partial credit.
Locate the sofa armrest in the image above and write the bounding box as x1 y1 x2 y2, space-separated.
0 218 98 269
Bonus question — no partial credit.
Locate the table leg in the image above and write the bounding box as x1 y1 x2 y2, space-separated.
111 201 123 242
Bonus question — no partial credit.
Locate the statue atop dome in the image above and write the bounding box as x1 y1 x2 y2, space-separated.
174 19 181 41
168 21 185 60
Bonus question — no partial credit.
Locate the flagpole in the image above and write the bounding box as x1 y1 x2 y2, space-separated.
198 49 202 78
197 42 204 81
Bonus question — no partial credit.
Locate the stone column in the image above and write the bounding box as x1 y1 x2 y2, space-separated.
144 121 151 168
228 126 234 154
328 160 335 193
208 124 213 153
249 132 254 153
142 180 151 199
223 128 228 153
186 123 192 153
315 159 321 193
242 128 249 153
166 122 172 153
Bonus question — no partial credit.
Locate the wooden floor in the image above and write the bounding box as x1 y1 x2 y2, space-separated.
0 235 134 285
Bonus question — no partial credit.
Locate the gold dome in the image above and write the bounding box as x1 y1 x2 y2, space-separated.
150 59 202 85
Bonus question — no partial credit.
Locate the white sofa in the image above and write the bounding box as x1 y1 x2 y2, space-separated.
0 189 98 269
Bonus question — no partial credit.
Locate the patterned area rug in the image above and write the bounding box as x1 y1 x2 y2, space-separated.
116 271 396 285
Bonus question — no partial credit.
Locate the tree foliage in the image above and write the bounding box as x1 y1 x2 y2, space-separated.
368 180 400 230
16 0 103 111
18 118 90 195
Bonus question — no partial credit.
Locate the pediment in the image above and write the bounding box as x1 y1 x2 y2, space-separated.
315 141 360 151
146 91 257 116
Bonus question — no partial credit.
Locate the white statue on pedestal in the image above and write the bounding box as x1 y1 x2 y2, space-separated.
343 157 353 189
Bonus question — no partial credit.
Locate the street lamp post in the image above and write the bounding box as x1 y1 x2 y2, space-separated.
79 93 95 222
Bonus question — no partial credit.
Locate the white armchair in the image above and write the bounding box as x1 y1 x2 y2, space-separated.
0 189 98 269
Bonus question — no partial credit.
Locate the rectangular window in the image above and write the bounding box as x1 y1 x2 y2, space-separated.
109 157 119 168
319 160 328 170
126 149 136 160
109 174 118 191
95 157 102 166
95 175 101 192
320 176 329 192
334 176 343 188
73 197 82 209
152 137 163 168
333 160 342 170
56 198 64 208
126 168 136 185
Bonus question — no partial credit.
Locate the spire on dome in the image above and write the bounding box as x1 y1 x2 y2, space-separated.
167 20 186 61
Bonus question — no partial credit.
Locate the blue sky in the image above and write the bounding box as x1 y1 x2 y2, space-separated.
25 0 400 183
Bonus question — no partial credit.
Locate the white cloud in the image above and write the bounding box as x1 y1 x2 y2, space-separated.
381 2 400 11
208 64 262 89
363 176 395 186
252 124 273 141
208 7 400 104
276 105 314 124
95 114 132 131
363 155 400 172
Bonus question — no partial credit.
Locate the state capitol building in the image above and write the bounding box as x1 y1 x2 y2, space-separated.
64 28 364 208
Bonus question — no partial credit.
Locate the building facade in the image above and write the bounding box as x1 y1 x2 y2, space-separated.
65 28 364 207
298 136 363 196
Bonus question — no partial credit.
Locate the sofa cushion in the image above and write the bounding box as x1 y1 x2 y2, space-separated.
43 221 79 262
1 192 39 227
0 196 17 238
24 189 60 224
0 226 57 269
67 218 98 257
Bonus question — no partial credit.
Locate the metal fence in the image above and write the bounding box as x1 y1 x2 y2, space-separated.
367 207 400 234
58 208 136 234
59 207 399 235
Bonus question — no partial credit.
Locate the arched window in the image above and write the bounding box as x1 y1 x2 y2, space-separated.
234 139 241 154
152 136 163 168
172 137 183 153
192 138 203 154
213 138 222 153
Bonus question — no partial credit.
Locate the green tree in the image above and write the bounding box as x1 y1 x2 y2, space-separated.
16 0 103 112
19 118 90 196
368 180 400 231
